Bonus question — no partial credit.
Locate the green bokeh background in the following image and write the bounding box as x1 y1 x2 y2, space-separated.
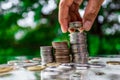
0 0 120 64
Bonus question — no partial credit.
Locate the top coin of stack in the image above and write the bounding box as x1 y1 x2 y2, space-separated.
68 21 83 33
40 46 53 65
52 42 70 63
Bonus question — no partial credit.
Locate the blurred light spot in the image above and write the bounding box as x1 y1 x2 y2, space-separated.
105 28 115 35
1 2 12 10
33 3 39 8
98 15 104 23
79 9 85 18
108 13 118 22
40 18 48 24
17 11 36 29
15 30 25 40
118 15 120 23
22 12 27 18
0 9 2 14
28 11 34 17
113 24 120 31
9 0 19 5
102 0 112 8
42 0 57 15
104 24 120 35
110 3 116 9
11 8 18 13
83 1 88 6
39 0 46 5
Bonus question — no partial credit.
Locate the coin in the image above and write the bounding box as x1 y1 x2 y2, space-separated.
71 44 87 50
80 57 88 64
55 49 69 53
90 64 105 68
72 49 80 53
70 39 86 44
55 56 70 59
69 32 86 38
27 65 46 71
69 21 83 33
56 60 70 63
52 42 68 49
107 61 120 65
0 66 13 73
73 53 88 64
95 72 105 75
69 21 82 28
40 46 52 51
55 52 69 55
80 53 88 58
56 57 70 61
55 54 69 56
46 63 61 67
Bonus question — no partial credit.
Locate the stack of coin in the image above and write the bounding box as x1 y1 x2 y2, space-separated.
69 22 88 64
40 46 53 65
52 42 70 63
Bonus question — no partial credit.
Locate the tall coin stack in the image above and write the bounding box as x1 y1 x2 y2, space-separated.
69 21 88 64
40 46 53 65
52 42 70 63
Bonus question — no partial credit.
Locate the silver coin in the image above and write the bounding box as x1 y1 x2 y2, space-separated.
41 51 51 53
72 49 81 53
41 53 52 56
55 56 70 59
71 49 87 53
70 38 86 41
42 58 53 62
40 46 52 50
73 54 88 64
71 44 87 50
80 57 88 64
69 21 82 28
69 35 86 39
70 40 86 44
41 50 52 53
52 42 68 49
79 53 88 58
69 32 86 37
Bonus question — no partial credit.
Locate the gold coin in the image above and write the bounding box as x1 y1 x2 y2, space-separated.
27 66 46 71
0 67 13 73
46 62 61 67
107 61 120 65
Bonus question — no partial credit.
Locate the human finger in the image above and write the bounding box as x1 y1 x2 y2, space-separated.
83 0 104 31
59 0 73 33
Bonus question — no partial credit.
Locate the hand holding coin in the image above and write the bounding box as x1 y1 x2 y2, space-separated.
58 0 104 33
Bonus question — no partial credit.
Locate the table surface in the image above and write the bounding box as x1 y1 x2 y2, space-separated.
0 57 120 80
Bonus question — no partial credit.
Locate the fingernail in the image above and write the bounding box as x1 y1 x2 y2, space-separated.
61 26 67 33
78 27 84 33
83 21 92 31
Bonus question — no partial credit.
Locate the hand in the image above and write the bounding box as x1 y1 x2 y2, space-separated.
59 0 104 33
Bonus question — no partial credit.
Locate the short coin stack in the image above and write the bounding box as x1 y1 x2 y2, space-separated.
69 22 88 64
40 46 53 65
52 42 70 63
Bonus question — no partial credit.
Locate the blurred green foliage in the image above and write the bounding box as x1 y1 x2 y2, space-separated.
0 0 120 64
